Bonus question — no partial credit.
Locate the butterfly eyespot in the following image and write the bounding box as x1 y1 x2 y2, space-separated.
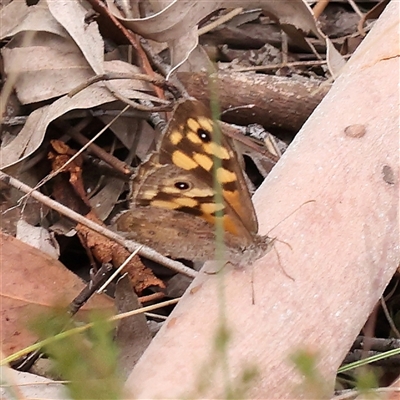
197 128 211 143
174 181 191 190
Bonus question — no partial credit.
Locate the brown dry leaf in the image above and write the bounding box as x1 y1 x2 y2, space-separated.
0 232 114 357
1 37 95 104
358 0 390 36
107 0 345 77
48 139 90 208
77 211 165 294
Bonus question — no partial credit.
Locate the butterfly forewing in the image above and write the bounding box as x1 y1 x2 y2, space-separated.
132 100 258 240
150 99 259 240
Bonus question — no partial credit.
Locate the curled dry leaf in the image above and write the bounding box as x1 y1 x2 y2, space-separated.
107 0 345 77
0 60 160 170
0 232 114 357
48 139 90 205
77 211 165 294
1 36 94 104
0 1 67 39
0 0 102 104
0 0 159 169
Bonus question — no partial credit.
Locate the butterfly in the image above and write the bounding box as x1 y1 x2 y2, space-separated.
113 98 272 265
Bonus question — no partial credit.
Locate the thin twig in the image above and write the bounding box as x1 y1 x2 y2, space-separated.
139 292 166 303
67 72 171 98
56 120 134 176
97 249 142 294
347 0 364 18
228 59 328 72
69 263 114 315
334 387 400 400
312 0 330 19
380 296 400 338
198 8 244 36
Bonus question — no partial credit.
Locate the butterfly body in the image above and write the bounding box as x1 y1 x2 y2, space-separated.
114 99 271 264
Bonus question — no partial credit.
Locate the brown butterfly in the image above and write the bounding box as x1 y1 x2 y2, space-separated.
114 99 272 265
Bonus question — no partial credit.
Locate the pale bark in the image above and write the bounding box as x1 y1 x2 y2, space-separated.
125 4 399 399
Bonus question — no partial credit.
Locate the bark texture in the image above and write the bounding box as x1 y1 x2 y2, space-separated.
126 4 399 398
178 71 330 138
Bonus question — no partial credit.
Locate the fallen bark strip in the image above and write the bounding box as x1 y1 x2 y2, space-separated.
126 4 399 399
178 70 330 138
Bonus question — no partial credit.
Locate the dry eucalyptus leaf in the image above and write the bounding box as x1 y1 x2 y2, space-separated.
0 368 69 400
1 0 104 75
0 232 114 357
0 0 67 40
89 177 126 221
16 219 60 260
2 37 94 104
99 115 156 158
98 109 142 150
0 0 97 104
0 61 158 170
47 0 104 74
107 0 345 77
0 0 163 169
1 0 105 104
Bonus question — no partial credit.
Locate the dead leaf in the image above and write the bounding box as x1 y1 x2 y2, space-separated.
107 0 345 77
16 219 60 260
0 1 67 40
0 61 159 170
1 36 95 104
114 275 152 378
48 140 91 208
47 0 105 74
77 211 165 294
0 0 160 170
0 232 114 357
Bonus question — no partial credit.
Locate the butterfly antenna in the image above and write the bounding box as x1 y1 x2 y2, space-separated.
266 200 316 237
263 200 316 262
